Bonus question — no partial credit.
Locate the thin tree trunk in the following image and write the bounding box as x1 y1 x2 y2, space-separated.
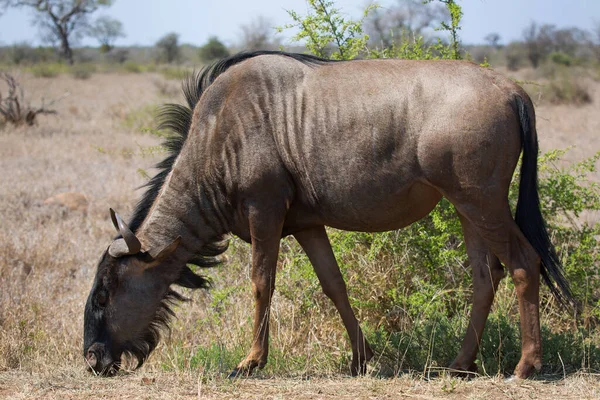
59 32 73 65
48 10 74 65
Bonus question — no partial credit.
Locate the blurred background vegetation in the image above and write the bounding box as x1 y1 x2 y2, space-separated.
0 0 597 92
0 0 598 108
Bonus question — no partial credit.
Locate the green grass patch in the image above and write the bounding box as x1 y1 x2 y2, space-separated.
189 343 248 373
28 63 68 78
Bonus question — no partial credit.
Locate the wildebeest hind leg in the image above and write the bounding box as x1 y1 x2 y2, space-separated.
449 213 505 376
294 226 373 376
450 197 542 379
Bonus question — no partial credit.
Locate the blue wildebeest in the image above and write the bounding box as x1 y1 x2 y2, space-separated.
83 51 574 378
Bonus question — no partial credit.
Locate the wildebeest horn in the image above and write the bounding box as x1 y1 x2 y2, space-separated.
108 208 142 257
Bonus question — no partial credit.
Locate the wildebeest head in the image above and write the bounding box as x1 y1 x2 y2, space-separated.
83 209 209 376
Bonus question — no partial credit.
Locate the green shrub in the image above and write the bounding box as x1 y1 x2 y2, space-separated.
279 0 464 62
28 63 66 78
521 64 593 105
550 52 574 67
534 150 600 308
69 63 96 80
542 76 592 105
122 61 142 73
277 0 375 60
199 36 229 62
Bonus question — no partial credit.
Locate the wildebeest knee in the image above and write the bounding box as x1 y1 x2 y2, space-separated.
511 268 533 292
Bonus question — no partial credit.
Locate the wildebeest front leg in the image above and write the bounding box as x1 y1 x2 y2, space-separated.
294 226 373 375
229 205 284 378
449 215 505 376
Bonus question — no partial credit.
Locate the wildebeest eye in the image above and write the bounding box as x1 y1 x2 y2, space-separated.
97 291 108 307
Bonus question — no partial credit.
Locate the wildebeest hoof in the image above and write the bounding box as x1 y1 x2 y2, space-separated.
448 362 478 379
227 362 259 379
227 368 243 379
350 364 367 377
350 359 370 376
513 358 541 379
227 367 255 379
350 347 373 376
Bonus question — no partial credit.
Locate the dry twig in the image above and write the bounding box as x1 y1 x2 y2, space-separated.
0 72 64 126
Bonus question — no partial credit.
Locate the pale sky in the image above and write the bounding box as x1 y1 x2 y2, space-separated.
0 0 598 48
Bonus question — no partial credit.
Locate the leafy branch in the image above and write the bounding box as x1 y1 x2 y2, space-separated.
277 0 377 60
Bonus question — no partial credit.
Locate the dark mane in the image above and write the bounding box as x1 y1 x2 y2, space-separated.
124 265 211 369
128 51 331 247
123 289 185 369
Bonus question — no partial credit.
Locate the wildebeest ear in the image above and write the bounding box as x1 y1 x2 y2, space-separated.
175 266 210 289
149 236 181 262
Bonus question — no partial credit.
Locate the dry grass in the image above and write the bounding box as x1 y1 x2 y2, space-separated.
0 72 166 375
0 70 599 399
0 371 599 399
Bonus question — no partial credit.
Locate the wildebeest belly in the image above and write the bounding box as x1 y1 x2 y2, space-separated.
284 179 442 233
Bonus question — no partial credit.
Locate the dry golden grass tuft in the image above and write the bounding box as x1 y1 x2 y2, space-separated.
1 70 599 399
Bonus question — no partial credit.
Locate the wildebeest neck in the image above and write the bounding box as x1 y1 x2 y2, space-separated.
135 159 228 263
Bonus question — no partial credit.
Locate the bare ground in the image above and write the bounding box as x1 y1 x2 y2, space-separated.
0 70 599 399
1 371 599 400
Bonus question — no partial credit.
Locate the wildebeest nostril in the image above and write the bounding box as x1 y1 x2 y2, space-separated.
86 350 98 368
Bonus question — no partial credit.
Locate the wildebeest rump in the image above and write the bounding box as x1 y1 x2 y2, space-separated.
83 51 574 378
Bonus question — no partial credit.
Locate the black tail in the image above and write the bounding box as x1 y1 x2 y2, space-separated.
514 96 576 309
